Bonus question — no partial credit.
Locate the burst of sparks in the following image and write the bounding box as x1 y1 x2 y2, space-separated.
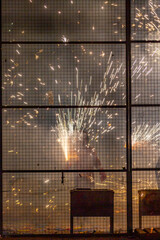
132 123 160 148
55 61 121 160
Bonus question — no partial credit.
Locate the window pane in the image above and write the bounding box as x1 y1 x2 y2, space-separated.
2 0 126 42
132 107 160 168
3 172 127 234
133 171 159 230
132 43 160 104
3 108 126 170
131 0 160 41
2 44 126 106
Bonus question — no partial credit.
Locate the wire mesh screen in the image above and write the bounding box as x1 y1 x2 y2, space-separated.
3 172 126 234
2 44 126 106
132 107 160 168
2 108 126 170
1 0 160 236
131 43 160 104
133 171 160 230
131 0 160 41
2 0 126 42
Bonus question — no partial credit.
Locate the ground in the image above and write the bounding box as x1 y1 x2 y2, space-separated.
1 234 160 240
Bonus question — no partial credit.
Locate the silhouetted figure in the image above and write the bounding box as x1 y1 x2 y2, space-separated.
67 131 106 189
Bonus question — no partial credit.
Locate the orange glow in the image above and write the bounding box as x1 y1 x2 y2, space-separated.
67 153 78 160
124 141 149 150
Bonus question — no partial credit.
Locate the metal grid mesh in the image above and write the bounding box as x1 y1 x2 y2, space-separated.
1 0 160 236
2 44 126 106
131 0 160 41
131 43 160 104
2 108 126 170
2 0 126 42
3 172 126 234
132 107 160 168
132 171 160 230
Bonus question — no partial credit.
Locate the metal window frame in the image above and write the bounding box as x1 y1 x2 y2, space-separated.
1 0 160 236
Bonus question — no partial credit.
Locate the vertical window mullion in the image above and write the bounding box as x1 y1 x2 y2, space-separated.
126 0 133 233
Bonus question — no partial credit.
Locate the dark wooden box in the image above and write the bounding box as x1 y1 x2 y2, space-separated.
70 189 114 233
139 190 160 228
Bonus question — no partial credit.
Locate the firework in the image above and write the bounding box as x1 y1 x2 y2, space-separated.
132 123 160 149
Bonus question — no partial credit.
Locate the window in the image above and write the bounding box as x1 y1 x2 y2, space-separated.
1 0 160 235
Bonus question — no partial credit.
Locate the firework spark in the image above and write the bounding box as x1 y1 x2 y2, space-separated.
132 123 160 148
